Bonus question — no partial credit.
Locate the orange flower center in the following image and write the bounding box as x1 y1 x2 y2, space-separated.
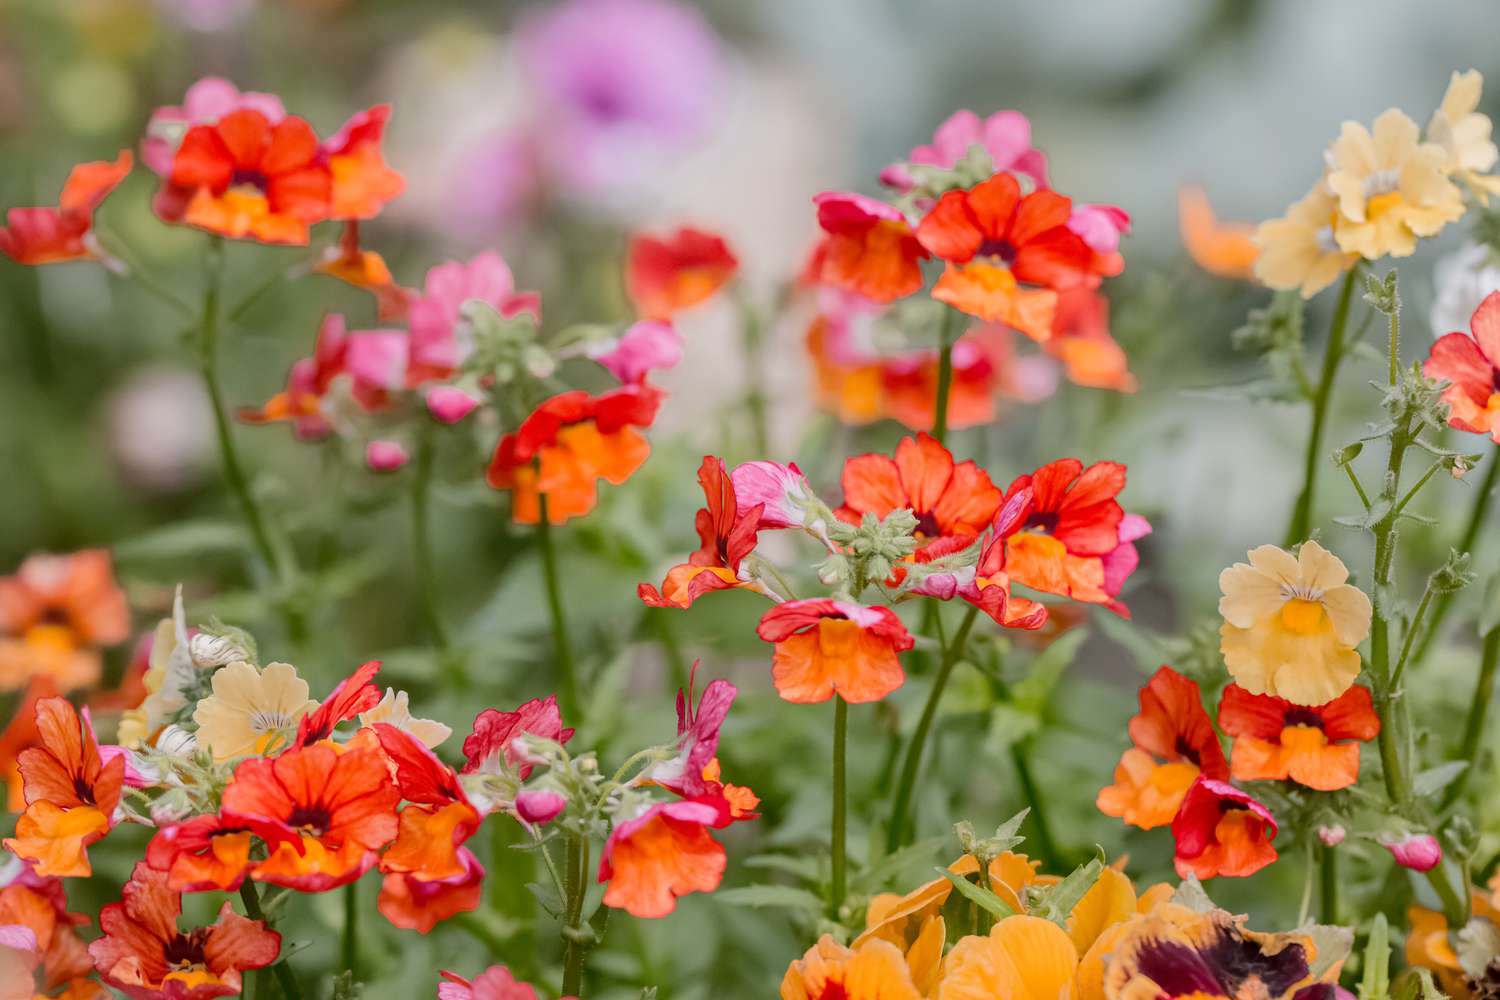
21 622 79 652
1365 190 1404 220
1278 598 1326 634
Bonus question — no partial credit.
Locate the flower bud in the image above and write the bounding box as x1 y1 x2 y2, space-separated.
1317 824 1346 847
188 631 252 668
366 440 409 472
155 725 199 758
425 386 481 424
1381 832 1442 872
515 789 567 825
149 787 194 825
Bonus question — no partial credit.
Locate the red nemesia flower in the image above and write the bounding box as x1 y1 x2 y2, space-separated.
219 740 398 891
599 799 727 919
294 660 382 747
0 151 132 265
4 698 125 877
462 695 575 782
1045 287 1138 393
838 433 1001 552
626 226 739 320
439 965 552 1000
1216 683 1379 791
907 487 1049 630
639 456 766 609
1172 776 1278 879
373 724 480 884
88 862 279 1000
322 104 405 221
487 385 663 524
1098 667 1229 830
1002 457 1148 616
755 599 914 704
1424 291 1500 441
379 848 484 933
144 813 286 893
0 549 130 694
812 192 928 302
164 109 332 244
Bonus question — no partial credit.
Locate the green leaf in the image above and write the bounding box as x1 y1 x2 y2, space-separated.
744 854 822 882
1413 762 1469 798
852 837 947 895
1011 628 1089 711
1026 854 1103 926
934 866 1016 920
1359 913 1391 1000
714 885 827 914
113 519 246 564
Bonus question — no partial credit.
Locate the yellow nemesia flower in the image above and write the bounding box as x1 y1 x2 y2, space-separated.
358 687 452 748
191 660 316 761
1254 181 1359 298
1218 540 1372 706
1325 108 1464 259
1429 69 1500 204
937 915 1080 1000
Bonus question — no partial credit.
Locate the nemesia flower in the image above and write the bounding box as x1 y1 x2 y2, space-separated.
407 251 540 383
639 455 767 609
1069 203 1131 255
598 799 726 918
649 665 736 798
163 109 333 244
462 695 575 783
488 385 663 524
1254 182 1359 298
1001 458 1146 615
839 433 1000 551
141 78 286 176
1171 777 1278 879
730 460 823 534
373 725 480 887
906 490 1047 630
144 813 283 893
438 965 546 1000
625 227 739 320
1324 108 1464 260
1098 667 1229 830
0 861 96 999
316 222 415 322
1383 834 1442 873
294 660 382 747
755 599 914 704
322 104 405 220
4 698 125 877
587 320 684 385
380 849 484 934
366 440 409 472
0 679 54 810
359 688 452 748
0 550 129 693
812 192 928 302
88 862 279 999
1318 825 1347 847
0 925 37 1000
880 108 1049 192
1425 291 1500 442
1045 287 1138 393
1406 891 1500 999
1428 70 1500 203
514 790 566 825
1217 683 1379 791
219 740 398 891
1178 185 1258 280
0 152 132 266
781 935 922 1000
190 661 315 761
1218 541 1372 706
936 914 1084 1000
1431 242 1500 340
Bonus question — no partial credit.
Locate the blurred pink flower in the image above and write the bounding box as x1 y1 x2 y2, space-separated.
1382 833 1441 872
880 109 1049 192
366 440 409 472
514 789 566 825
408 252 541 381
588 320 683 384
142 77 285 175
1068 203 1131 255
445 131 540 240
516 0 724 194
425 386 481 425
154 0 255 34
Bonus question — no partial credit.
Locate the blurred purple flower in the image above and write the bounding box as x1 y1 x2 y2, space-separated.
516 0 724 194
155 0 255 34
445 130 540 239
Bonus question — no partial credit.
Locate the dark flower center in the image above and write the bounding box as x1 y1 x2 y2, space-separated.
1282 707 1324 729
914 510 941 537
163 928 210 970
1174 737 1202 765
1025 510 1060 534
73 777 96 805
230 168 270 191
977 238 1017 263
287 804 332 837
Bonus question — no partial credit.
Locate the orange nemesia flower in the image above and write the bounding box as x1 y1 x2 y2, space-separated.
0 875 95 998
639 455 765 609
1216 683 1379 791
4 697 124 878
1178 185 1259 280
755 599 914 704
0 151 132 265
316 221 415 322
626 226 739 320
379 849 484 934
0 678 56 811
323 104 405 221
781 935 923 1000
487 385 663 524
598 799 727 919
0 550 130 694
372 724 480 885
1171 777 1278 880
1407 889 1500 1000
1098 667 1229 830
812 191 928 302
219 740 399 892
838 433 1001 551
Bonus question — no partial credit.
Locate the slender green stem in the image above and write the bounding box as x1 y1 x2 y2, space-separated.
1319 844 1339 924
1393 461 1444 518
651 607 691 692
537 496 579 719
1414 446 1500 663
1297 839 1315 927
96 231 195 317
239 880 302 1000
410 426 453 659
831 695 849 918
1390 580 1436 690
735 288 770 456
887 605 979 852
931 308 965 445
1010 739 1063 871
340 879 358 979
560 832 592 998
1343 463 1372 510
1285 267 1360 547
1444 626 1500 808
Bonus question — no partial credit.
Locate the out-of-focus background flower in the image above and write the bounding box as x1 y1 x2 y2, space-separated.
4 0 1500 994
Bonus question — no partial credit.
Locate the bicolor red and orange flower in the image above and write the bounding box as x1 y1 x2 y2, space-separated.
811 192 927 302
839 433 1000 553
1425 290 1500 442
1171 776 1278 880
1217 683 1379 791
598 799 727 919
755 599 914 704
640 456 768 608
0 152 132 266
626 226 738 320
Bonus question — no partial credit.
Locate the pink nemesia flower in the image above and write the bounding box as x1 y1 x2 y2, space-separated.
461 695 575 781
588 320 683 384
514 789 567 825
1382 833 1442 872
1318 824 1346 847
366 440 409 473
730 460 820 533
880 109 1049 192
1100 512 1152 615
425 385 481 425
142 77 286 176
408 252 541 382
439 965 547 1000
649 663 736 797
1068 203 1132 255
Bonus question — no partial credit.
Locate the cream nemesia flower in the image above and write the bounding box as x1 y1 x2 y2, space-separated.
1324 108 1464 259
1254 181 1358 298
118 587 198 749
1218 540 1372 706
358 687 452 748
1428 69 1500 204
192 660 316 761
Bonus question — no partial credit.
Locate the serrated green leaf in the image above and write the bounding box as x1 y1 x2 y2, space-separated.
715 885 827 913
934 866 1016 919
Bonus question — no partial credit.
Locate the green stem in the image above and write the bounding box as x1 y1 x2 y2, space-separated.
1389 580 1436 690
1371 413 1416 806
1010 739 1063 871
537 496 579 719
1285 267 1360 547
340 879 358 979
410 426 453 659
1444 625 1500 809
239 880 302 1000
931 309 965 445
1387 299 1400 386
831 695 848 918
560 833 592 998
736 288 770 456
1414 446 1500 663
886 605 979 852
1320 844 1339 924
